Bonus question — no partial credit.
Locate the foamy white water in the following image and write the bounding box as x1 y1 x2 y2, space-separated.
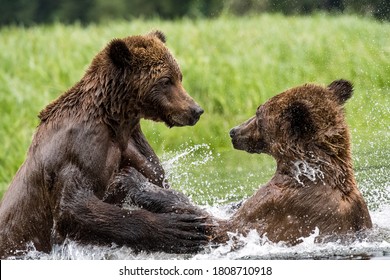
22 200 389 260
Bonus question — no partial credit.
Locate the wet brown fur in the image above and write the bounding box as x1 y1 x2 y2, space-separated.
0 31 206 259
213 80 372 244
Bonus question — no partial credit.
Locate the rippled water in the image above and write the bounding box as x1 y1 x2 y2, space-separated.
18 144 390 260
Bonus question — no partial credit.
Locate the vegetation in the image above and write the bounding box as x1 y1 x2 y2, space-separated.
0 15 389 206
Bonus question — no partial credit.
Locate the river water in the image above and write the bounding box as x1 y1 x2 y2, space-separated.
17 144 390 260
23 197 390 260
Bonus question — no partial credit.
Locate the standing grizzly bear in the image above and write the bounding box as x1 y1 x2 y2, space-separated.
212 79 372 244
0 31 207 259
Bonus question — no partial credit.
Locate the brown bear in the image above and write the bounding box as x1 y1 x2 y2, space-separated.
0 30 208 259
212 79 372 244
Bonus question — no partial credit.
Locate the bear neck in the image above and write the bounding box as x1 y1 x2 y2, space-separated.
39 70 141 136
274 145 356 195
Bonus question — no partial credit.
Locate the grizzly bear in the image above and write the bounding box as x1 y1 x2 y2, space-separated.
0 31 208 259
212 79 373 244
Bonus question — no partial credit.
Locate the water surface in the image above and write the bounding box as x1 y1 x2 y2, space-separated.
18 144 390 260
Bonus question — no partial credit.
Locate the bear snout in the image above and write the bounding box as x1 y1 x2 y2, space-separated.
169 104 203 127
229 127 244 150
190 106 204 124
184 107 203 126
229 127 237 138
229 117 267 154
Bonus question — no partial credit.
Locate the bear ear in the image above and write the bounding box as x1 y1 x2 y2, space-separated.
108 38 132 68
327 79 354 105
285 101 316 140
148 30 166 43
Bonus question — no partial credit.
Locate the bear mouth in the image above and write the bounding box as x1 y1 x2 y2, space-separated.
231 138 264 154
166 113 201 128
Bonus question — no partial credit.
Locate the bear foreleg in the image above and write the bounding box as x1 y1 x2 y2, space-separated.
55 166 209 253
104 167 207 216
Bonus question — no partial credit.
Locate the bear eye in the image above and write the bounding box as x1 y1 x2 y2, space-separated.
160 78 172 88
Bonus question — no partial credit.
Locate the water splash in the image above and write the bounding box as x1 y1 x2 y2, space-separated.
357 166 390 211
161 143 213 184
292 160 325 185
160 143 255 205
27 214 388 260
160 143 216 203
9 144 390 260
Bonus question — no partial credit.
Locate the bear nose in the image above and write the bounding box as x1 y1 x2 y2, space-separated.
192 106 204 118
229 127 237 138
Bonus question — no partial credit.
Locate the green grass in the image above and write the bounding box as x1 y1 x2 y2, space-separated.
1 14 389 206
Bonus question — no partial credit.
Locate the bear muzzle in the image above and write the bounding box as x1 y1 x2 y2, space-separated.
188 105 204 125
229 117 266 154
168 104 204 127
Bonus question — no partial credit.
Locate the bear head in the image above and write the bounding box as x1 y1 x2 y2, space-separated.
89 30 203 128
229 80 354 162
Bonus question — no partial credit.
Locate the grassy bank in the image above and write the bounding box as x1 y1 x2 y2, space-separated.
1 14 389 203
